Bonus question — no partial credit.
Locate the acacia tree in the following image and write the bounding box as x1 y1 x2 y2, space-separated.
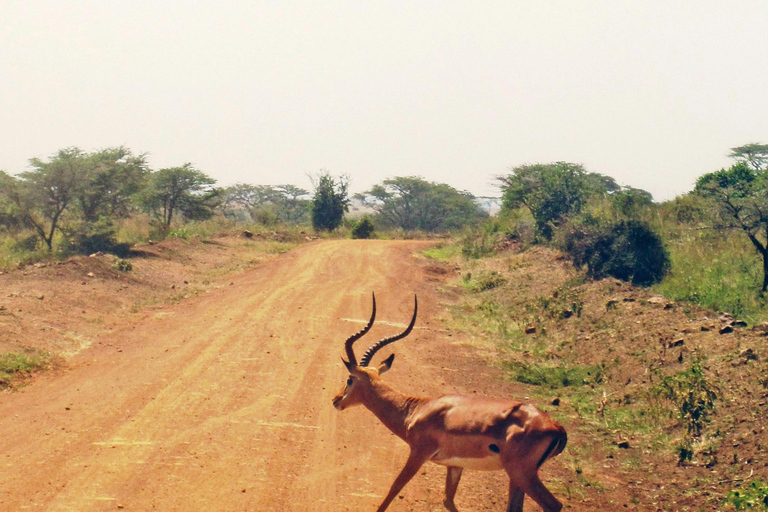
221 183 309 224
0 171 24 233
310 172 349 231
0 147 150 253
498 162 615 239
221 184 279 221
356 176 486 232
139 164 220 230
275 184 310 223
729 143 768 171
76 147 149 222
0 148 87 250
695 161 768 292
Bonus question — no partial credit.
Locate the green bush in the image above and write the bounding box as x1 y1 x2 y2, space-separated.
557 216 669 286
654 362 717 438
113 258 132 272
65 218 131 257
13 234 39 252
351 216 375 239
726 479 768 510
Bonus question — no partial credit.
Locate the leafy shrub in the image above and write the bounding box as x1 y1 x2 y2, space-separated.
252 205 280 227
113 258 132 272
726 480 768 510
461 210 537 260
351 216 375 239
168 226 191 239
66 218 131 257
654 362 717 438
13 234 39 252
557 216 669 286
311 173 349 232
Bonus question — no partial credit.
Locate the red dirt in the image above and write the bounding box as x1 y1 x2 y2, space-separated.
0 239 569 511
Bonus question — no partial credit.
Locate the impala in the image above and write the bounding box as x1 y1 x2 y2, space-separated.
332 294 567 512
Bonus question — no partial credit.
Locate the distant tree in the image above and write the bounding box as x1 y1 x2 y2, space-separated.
0 171 24 233
222 183 309 224
609 186 654 218
76 147 149 222
221 184 279 221
310 172 349 231
586 173 621 194
0 148 88 250
356 176 486 232
274 184 310 223
729 143 768 171
498 162 609 239
695 161 768 291
139 164 220 230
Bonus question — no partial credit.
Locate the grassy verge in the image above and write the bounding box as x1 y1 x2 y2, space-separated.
655 227 768 323
0 351 51 389
424 241 763 509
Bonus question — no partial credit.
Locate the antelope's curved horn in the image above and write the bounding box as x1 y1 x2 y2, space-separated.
359 295 417 367
344 292 376 366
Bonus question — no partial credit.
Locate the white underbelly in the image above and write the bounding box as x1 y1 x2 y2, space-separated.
432 455 504 471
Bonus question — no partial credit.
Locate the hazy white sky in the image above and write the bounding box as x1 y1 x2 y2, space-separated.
2 1 767 201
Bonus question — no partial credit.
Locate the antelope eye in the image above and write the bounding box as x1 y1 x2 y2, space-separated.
346 377 354 386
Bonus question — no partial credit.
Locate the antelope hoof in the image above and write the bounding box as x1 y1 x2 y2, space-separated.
443 498 459 512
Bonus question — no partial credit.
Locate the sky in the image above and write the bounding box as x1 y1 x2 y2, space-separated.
1 1 767 202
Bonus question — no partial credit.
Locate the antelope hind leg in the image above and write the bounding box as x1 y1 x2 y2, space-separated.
519 475 562 512
443 466 463 512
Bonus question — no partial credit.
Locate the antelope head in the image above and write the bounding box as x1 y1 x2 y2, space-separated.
332 293 417 411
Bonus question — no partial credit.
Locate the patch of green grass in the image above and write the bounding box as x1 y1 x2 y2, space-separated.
461 270 507 292
507 361 604 389
725 479 768 510
655 229 768 322
0 351 50 388
0 232 49 270
423 242 462 261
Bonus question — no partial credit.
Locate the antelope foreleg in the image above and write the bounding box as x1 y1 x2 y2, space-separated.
506 482 525 512
376 447 434 512
443 466 463 512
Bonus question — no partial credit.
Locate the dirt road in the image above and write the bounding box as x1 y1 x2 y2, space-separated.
0 240 546 511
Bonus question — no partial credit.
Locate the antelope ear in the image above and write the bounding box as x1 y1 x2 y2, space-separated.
343 358 364 375
378 353 395 375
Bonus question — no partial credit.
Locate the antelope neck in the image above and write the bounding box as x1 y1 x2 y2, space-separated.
362 379 425 441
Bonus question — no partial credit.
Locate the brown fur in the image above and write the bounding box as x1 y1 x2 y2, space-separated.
333 362 566 511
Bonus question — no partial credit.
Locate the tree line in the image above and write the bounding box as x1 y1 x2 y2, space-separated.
0 147 489 256
4 142 768 296
0 148 221 255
